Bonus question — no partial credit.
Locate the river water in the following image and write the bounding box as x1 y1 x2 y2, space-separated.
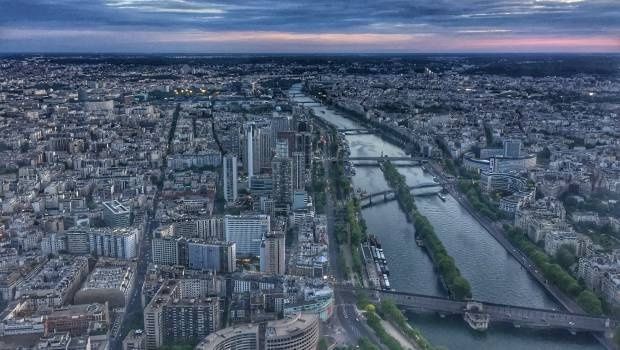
290 84 601 350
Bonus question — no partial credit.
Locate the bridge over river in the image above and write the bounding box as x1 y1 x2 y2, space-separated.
358 182 447 208
336 286 616 334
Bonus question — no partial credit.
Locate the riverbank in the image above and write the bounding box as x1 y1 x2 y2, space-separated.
292 83 604 350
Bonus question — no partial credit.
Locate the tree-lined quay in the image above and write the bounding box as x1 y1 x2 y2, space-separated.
381 160 472 300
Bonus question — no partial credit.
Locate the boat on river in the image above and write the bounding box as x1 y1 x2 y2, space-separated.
415 233 425 247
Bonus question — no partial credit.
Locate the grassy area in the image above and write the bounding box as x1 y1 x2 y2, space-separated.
382 161 472 300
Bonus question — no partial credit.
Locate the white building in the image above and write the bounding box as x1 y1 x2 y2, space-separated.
89 227 138 260
225 215 270 257
544 230 578 257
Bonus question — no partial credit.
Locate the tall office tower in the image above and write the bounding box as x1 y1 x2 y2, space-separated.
257 127 273 173
503 139 522 158
222 154 238 204
292 151 305 191
224 214 270 257
243 123 254 184
260 232 286 275
272 155 293 208
277 131 296 156
294 131 313 172
102 200 131 227
271 115 291 145
187 240 236 273
275 138 289 158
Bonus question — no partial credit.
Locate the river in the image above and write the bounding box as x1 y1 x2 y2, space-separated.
290 84 601 350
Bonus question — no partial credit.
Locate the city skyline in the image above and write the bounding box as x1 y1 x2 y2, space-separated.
2 0 619 53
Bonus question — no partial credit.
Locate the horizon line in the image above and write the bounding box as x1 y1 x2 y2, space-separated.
2 51 620 56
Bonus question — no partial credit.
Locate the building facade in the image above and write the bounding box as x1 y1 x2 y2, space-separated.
224 214 270 257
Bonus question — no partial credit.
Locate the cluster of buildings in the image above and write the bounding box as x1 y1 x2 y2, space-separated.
0 56 333 349
3 54 616 348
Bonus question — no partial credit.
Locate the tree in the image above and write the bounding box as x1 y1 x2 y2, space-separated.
358 338 379 350
452 276 473 300
318 338 329 350
614 327 620 348
364 304 376 313
555 245 577 269
577 290 603 315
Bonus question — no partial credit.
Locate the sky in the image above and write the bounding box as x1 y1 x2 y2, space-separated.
0 0 619 53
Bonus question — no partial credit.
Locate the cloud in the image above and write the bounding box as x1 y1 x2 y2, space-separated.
0 0 618 52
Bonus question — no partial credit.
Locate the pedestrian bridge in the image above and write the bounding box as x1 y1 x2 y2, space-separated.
335 286 616 334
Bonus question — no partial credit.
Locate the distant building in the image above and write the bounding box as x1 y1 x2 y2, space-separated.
224 215 270 257
187 240 236 273
89 227 138 260
222 154 238 204
292 152 306 191
578 253 620 293
15 256 89 308
272 156 293 209
543 230 578 257
43 303 109 337
152 236 182 266
244 123 255 183
292 191 308 211
74 259 136 307
66 230 90 254
144 280 221 350
260 232 286 275
123 329 145 350
503 139 522 158
195 312 319 350
102 200 131 227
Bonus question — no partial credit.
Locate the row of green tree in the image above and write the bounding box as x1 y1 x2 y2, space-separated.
458 180 506 221
311 161 327 214
382 161 472 300
329 159 352 200
504 225 603 315
378 299 440 350
366 311 405 350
